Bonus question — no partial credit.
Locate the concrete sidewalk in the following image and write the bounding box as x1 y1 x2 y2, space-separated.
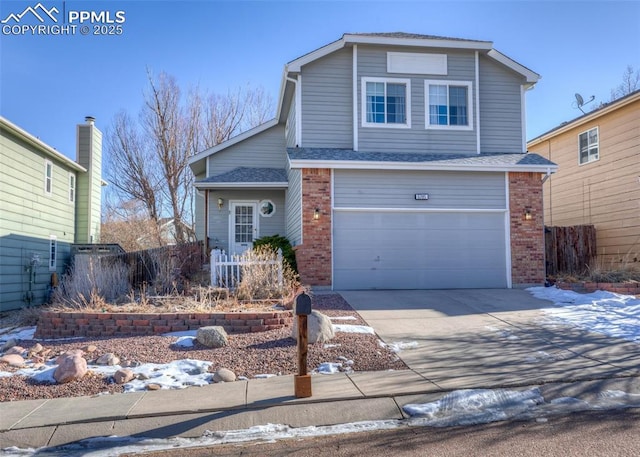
2 288 640 450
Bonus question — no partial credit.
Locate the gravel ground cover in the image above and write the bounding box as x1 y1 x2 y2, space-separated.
0 294 407 402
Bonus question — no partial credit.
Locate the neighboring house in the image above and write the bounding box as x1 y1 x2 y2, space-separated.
0 116 103 311
189 33 557 290
528 90 640 267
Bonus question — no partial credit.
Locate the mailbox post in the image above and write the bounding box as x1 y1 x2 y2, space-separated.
294 292 312 398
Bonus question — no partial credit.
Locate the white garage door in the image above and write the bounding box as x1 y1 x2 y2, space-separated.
333 210 507 290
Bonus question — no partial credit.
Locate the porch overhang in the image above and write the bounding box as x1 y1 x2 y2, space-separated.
194 167 288 190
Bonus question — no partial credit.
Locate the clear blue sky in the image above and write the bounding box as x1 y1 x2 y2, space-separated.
1 0 639 160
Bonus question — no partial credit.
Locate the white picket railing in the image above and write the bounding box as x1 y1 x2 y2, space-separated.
210 248 283 289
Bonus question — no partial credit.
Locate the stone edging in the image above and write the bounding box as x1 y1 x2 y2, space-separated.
35 310 294 339
555 281 640 295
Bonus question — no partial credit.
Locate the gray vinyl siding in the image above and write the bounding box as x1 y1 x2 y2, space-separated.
207 190 286 254
194 175 206 241
286 95 297 148
357 46 477 154
0 128 76 311
207 124 286 175
285 168 302 246
300 47 352 148
334 170 506 209
479 55 524 153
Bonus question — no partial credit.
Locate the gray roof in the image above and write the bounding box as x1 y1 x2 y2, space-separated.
348 32 487 43
287 148 556 168
197 167 288 184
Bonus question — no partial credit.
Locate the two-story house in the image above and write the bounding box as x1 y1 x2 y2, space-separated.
0 116 103 311
189 33 557 290
528 90 640 267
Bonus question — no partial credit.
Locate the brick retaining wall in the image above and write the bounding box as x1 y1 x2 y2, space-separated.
35 310 293 339
556 281 640 295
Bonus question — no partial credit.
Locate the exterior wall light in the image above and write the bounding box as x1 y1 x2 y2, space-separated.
524 208 532 221
313 208 320 220
217 198 224 210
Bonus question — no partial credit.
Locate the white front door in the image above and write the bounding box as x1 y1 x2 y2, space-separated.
230 202 258 255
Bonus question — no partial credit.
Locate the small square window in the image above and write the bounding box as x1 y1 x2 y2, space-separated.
578 127 599 165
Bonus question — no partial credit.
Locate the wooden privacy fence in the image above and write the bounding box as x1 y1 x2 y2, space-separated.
97 241 205 289
545 225 597 276
211 248 283 289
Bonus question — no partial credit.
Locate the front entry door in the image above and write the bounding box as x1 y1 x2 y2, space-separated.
230 202 257 255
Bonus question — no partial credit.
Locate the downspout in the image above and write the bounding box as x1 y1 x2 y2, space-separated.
286 76 302 147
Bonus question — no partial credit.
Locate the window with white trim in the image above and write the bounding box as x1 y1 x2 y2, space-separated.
362 77 411 128
578 127 599 165
425 80 473 130
68 173 76 203
44 160 53 195
49 236 57 271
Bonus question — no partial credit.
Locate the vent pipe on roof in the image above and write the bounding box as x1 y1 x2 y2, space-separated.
85 116 95 125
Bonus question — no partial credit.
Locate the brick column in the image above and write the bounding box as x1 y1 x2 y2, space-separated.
295 168 332 286
509 172 545 286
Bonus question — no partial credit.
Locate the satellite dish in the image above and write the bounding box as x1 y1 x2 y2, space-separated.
573 93 595 114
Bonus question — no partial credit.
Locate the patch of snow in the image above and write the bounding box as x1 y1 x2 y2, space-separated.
173 336 196 348
314 362 342 374
332 324 375 334
0 326 36 342
329 316 357 321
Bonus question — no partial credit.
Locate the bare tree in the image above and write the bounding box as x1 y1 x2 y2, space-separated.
105 71 274 245
610 65 640 100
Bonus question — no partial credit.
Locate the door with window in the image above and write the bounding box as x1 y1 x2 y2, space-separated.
230 202 257 255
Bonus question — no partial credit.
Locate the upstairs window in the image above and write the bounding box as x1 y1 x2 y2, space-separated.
44 160 53 195
362 77 411 128
68 173 76 203
425 80 473 130
579 127 599 165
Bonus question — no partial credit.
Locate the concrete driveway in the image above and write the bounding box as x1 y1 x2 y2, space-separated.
339 289 640 390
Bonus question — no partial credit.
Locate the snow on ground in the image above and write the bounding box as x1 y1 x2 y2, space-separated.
528 286 640 342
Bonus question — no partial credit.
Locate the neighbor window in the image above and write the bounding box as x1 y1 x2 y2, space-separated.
425 80 473 130
579 127 599 164
49 236 57 271
44 160 53 195
362 77 411 127
68 173 76 203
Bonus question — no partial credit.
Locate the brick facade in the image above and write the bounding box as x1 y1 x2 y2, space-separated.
509 172 545 286
295 168 332 286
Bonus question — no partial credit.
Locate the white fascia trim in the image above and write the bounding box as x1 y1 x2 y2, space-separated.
504 173 513 288
295 74 302 147
334 207 507 213
487 49 539 83
275 67 289 122
0 117 86 172
189 119 279 165
286 38 345 72
352 44 358 151
195 182 289 189
344 34 493 51
289 159 558 174
475 51 481 154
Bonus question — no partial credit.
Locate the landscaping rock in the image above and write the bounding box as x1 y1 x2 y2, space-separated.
96 353 120 366
54 350 87 383
113 368 135 384
196 326 229 348
146 383 162 390
213 368 236 383
0 354 25 367
84 344 98 353
0 338 18 352
28 343 44 355
5 346 25 356
292 310 335 344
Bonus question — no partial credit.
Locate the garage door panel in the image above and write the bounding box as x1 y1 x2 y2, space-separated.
333 211 507 290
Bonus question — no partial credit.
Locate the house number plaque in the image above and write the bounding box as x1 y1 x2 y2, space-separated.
414 193 429 200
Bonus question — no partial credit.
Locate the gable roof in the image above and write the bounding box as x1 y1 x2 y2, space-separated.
528 89 640 147
0 116 86 173
288 148 557 173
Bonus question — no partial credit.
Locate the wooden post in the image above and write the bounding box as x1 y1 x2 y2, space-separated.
294 292 312 398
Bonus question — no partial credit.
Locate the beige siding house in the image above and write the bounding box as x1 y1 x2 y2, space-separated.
527 90 640 266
